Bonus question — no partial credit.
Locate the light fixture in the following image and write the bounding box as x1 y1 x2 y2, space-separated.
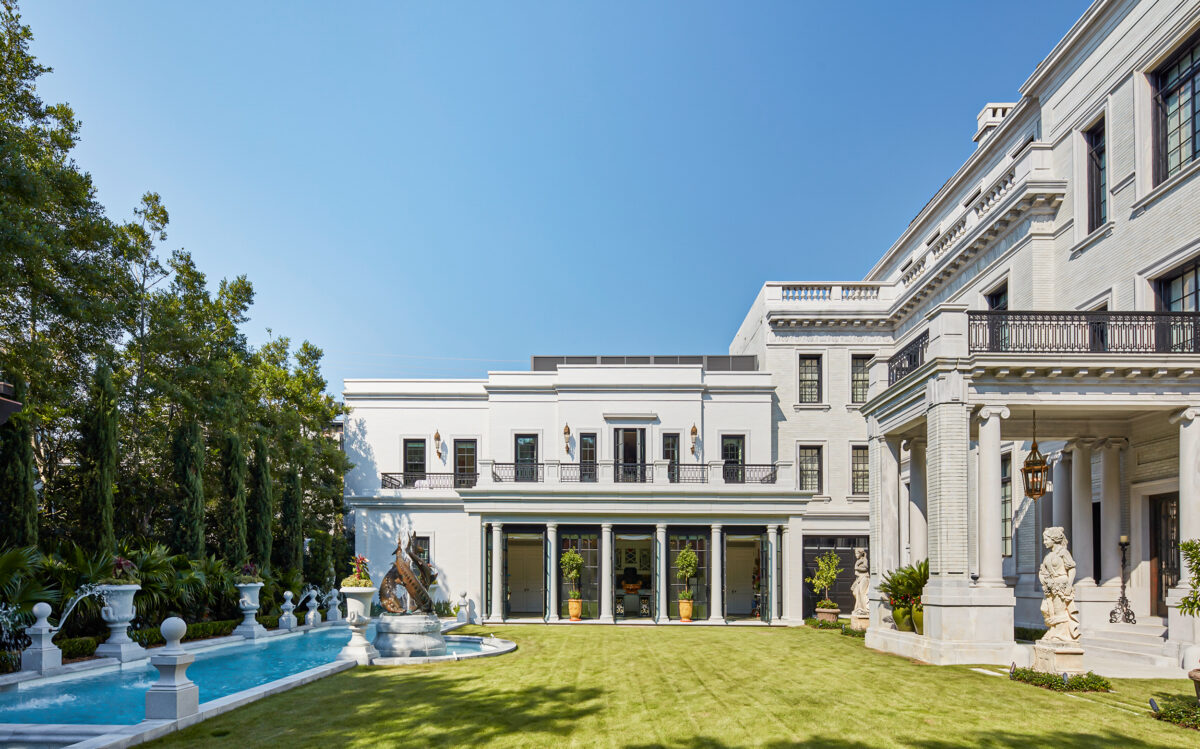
690 423 698 455
434 429 442 460
563 423 571 453
1020 411 1049 500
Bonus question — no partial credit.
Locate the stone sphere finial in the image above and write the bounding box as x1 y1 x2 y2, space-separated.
161 616 187 651
32 601 51 623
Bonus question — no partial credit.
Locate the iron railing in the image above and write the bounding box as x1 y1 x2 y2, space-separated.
722 464 777 484
491 462 544 483
561 462 599 483
968 310 1200 354
888 330 929 385
614 463 653 483
668 463 708 484
381 472 476 489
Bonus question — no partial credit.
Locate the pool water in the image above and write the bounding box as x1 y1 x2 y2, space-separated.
1 625 363 725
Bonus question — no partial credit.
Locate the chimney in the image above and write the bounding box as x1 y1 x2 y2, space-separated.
973 103 1017 146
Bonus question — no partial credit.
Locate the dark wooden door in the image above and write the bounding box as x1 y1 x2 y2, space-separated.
1149 492 1180 617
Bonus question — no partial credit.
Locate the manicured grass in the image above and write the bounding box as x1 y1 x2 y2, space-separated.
151 624 1197 748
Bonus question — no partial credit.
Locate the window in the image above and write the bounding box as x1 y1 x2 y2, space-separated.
986 284 1009 311
663 433 680 483
1001 453 1013 557
797 355 821 403
721 435 745 483
850 355 871 404
850 445 869 495
798 446 822 493
1154 31 1200 183
413 535 431 564
1158 258 1200 311
1086 120 1106 231
579 432 597 482
403 439 425 486
454 439 477 488
514 434 538 482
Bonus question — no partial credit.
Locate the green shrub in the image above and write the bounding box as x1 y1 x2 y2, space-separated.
57 636 100 659
805 551 842 605
131 619 240 647
260 614 280 629
804 617 842 630
0 651 20 673
433 600 454 618
1009 667 1111 692
1153 702 1200 730
1014 626 1048 642
840 624 866 638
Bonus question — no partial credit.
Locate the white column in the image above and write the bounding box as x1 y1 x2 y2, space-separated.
488 523 504 622
1168 408 1200 652
709 524 724 622
767 524 780 622
599 523 614 623
1099 440 1126 587
782 524 796 621
546 523 560 622
1069 440 1095 584
877 436 901 574
1050 451 1071 533
908 439 928 563
976 406 1009 587
655 523 669 623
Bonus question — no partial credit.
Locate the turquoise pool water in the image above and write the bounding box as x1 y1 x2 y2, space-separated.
0 625 374 725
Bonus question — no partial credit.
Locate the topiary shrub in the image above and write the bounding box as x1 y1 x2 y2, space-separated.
1009 667 1111 692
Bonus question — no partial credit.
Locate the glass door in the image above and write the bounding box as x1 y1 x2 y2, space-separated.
454 439 477 488
759 532 771 623
722 435 745 483
664 433 680 483
614 428 646 482
668 531 708 620
515 434 538 482
580 433 597 482
1150 492 1180 617
560 530 600 619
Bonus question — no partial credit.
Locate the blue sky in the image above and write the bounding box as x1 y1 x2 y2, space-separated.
24 1 1091 394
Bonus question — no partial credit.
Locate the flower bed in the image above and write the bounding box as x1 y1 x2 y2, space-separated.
1009 667 1111 692
1153 702 1200 731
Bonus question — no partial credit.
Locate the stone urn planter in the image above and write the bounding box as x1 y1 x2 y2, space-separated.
892 604 914 632
232 582 267 639
1189 667 1199 707
95 584 148 662
678 598 694 623
912 607 924 635
567 597 583 622
337 586 378 665
815 606 840 624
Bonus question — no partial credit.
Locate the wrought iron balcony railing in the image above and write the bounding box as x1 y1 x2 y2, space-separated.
561 462 599 483
888 330 929 385
614 463 653 483
722 464 777 484
668 464 708 484
492 462 544 483
968 310 1200 354
381 472 477 489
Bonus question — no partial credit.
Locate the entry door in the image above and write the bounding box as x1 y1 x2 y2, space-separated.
1150 492 1180 617
515 434 538 482
614 428 645 482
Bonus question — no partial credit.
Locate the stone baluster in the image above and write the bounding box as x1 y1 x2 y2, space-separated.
145 617 199 720
20 603 61 673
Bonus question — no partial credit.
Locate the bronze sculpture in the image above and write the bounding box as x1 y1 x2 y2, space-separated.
379 530 437 614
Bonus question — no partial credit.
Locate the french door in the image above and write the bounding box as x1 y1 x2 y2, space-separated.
1150 492 1180 617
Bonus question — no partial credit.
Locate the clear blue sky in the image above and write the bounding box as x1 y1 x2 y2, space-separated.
24 1 1091 395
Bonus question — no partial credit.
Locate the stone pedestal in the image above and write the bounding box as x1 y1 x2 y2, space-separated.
232 583 268 640
20 602 61 673
324 593 342 623
305 598 321 627
1032 642 1085 677
278 591 298 631
145 618 199 721
337 587 378 665
373 613 446 658
95 584 148 662
850 613 869 632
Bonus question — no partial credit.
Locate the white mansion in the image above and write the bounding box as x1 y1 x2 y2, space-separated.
345 0 1200 669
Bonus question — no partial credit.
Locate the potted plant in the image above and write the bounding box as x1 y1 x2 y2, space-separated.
806 550 842 623
879 567 913 632
95 556 146 661
676 543 699 622
910 559 929 635
233 562 267 638
338 555 377 664
560 548 584 621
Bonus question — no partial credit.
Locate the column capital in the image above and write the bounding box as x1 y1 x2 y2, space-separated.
1170 406 1200 426
711 523 723 532
781 525 790 536
492 521 504 531
901 437 926 452
545 522 558 532
767 524 780 533
1047 449 1071 467
655 523 668 532
1064 438 1098 453
976 405 1010 422
1098 437 1129 451
600 522 613 532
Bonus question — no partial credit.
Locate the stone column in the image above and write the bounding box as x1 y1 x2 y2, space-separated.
599 523 614 623
782 524 796 621
767 525 780 622
488 522 504 623
709 524 724 622
1167 408 1200 657
1068 441 1095 585
976 406 1010 588
546 522 560 622
908 439 928 563
655 523 669 623
1099 440 1126 586
1050 451 1072 533
875 436 902 575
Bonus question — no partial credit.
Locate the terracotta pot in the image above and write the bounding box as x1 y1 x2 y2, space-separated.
568 598 582 621
815 607 840 624
893 605 914 632
679 599 694 623
912 608 924 635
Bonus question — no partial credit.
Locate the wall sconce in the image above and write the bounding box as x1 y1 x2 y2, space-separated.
434 429 442 460
563 423 571 453
690 423 698 455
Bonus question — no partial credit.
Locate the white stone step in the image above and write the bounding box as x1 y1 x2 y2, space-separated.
1078 639 1178 669
1083 623 1167 650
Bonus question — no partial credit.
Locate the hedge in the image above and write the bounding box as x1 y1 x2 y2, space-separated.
1009 667 1111 692
1154 702 1200 730
131 619 240 647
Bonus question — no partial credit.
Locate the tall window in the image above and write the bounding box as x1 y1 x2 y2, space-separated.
722 435 745 483
413 535 431 564
986 284 1009 311
1086 119 1106 231
663 433 680 483
1155 32 1200 183
1158 258 1200 311
580 433 597 482
798 446 822 493
454 439 477 488
1001 453 1013 557
514 434 538 482
403 439 425 486
850 355 870 404
850 445 869 495
797 355 821 403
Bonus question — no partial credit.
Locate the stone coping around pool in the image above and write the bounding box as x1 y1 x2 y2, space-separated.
370 635 517 666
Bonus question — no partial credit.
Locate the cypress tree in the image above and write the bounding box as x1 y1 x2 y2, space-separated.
275 467 303 572
171 421 205 557
219 431 248 564
246 434 273 569
79 363 117 552
0 377 38 547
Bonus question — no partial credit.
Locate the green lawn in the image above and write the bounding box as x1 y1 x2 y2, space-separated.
152 624 1197 748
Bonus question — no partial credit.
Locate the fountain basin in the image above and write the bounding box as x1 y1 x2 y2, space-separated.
373 613 445 658
372 634 516 665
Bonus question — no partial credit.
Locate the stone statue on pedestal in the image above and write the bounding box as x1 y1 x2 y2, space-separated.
850 547 870 631
1033 526 1084 675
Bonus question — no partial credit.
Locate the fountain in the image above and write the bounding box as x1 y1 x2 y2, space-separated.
373 529 447 662
18 585 109 672
95 581 148 662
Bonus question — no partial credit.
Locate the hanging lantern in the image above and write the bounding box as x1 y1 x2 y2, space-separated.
1020 411 1049 500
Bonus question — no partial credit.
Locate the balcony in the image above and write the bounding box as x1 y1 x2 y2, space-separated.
888 330 929 385
721 464 778 484
380 461 787 489
668 464 708 484
491 462 545 482
968 310 1200 354
381 472 477 489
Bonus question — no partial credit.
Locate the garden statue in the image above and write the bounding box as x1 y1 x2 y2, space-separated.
850 548 870 631
372 529 447 660
1033 526 1084 675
